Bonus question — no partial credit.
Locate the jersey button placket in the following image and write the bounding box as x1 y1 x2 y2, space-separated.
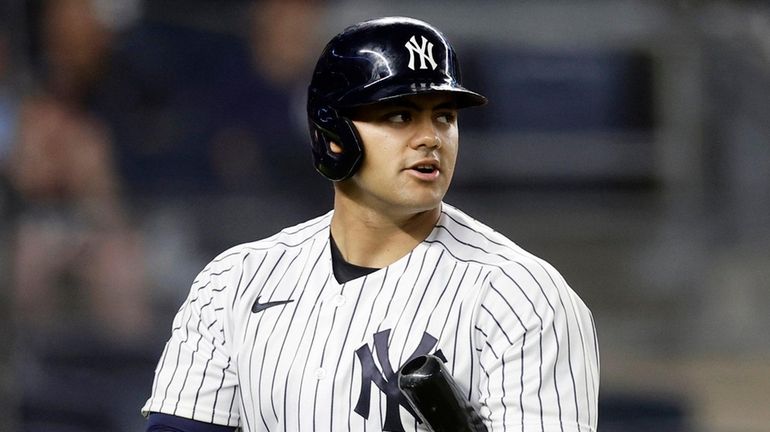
332 294 346 307
314 367 326 380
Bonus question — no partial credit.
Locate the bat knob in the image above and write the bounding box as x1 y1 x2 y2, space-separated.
398 355 488 432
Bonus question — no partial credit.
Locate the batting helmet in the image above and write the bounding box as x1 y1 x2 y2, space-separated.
307 16 487 181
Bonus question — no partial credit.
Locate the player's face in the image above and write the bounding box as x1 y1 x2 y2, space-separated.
342 93 459 216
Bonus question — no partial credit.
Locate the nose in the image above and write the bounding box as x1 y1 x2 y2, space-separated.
409 116 442 150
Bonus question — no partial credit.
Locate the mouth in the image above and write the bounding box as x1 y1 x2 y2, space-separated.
407 160 441 179
412 164 438 174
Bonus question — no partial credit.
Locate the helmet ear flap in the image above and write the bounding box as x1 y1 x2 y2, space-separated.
308 104 364 181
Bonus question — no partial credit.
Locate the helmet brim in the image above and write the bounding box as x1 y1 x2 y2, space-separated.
336 82 488 110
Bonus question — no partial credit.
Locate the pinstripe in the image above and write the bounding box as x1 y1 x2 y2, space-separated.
452 303 464 375
346 266 391 431
539 262 580 431
516 334 527 431
435 263 468 345
424 260 458 337
192 342 218 418
578 322 596 427
375 252 413 333
266 240 322 420
497 352 507 432
177 296 215 416
429 215 594 430
438 210 549 265
588 310 600 423
347 351 356 432
564 279 596 426
240 223 328 254
329 276 368 431
467 302 476 402
226 382 236 426
232 253 255 307
159 300 196 412
273 240 327 423
388 247 428 348
243 250 289 431
142 206 598 431
590 313 600 426
237 372 252 432
360 267 390 341
209 266 235 277
301 286 328 432
422 236 556 429
213 307 226 345
211 357 230 423
195 280 212 292
467 269 490 403
174 315 206 415
480 304 513 344
398 250 444 366
211 250 241 264
312 273 349 432
255 251 303 429
590 312 599 366
513 262 565 431
239 248 290 431
278 247 329 429
278 213 330 237
148 341 171 408
487 282 529 431
478 350 493 427
494 273 545 431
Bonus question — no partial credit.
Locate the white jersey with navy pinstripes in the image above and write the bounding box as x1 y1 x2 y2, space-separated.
142 202 600 431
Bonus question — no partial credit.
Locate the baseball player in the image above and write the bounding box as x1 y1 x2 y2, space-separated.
142 16 599 432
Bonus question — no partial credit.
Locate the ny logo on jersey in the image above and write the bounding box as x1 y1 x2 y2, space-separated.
354 329 445 432
405 35 438 71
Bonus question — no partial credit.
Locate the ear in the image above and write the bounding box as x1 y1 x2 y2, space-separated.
329 141 343 154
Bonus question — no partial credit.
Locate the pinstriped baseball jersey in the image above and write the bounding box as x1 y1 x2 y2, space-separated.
142 202 599 431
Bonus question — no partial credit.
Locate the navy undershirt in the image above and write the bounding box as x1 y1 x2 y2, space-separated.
330 235 380 283
146 413 235 432
145 237 378 431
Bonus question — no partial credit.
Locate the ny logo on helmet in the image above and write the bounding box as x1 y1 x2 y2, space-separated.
405 35 437 71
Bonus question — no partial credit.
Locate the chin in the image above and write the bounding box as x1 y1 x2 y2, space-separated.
404 193 445 213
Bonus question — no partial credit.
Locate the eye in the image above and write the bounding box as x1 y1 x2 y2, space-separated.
436 111 456 124
386 112 411 123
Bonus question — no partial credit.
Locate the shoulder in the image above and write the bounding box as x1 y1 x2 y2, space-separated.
433 203 542 269
200 211 332 279
435 203 581 310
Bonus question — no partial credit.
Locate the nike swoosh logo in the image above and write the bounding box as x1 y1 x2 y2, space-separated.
252 296 294 313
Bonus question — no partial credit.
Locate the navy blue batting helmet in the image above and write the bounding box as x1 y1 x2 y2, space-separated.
307 16 487 181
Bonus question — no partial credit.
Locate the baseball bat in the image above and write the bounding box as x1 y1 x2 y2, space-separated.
398 354 488 432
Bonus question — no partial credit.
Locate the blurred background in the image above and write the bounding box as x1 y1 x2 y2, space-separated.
1 0 769 431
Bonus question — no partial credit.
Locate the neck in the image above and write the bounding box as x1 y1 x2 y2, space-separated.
330 193 441 269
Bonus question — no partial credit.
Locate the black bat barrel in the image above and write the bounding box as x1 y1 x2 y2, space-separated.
398 355 488 432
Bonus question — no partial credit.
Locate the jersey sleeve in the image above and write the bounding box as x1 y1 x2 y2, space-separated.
474 261 599 432
142 262 240 427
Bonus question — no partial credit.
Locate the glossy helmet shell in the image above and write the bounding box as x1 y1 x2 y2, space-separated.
307 16 487 181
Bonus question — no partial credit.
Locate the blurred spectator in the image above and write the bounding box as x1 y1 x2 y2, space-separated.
1 16 20 217
109 0 331 201
10 95 150 340
210 0 329 195
8 0 150 342
7 2 155 431
0 30 17 171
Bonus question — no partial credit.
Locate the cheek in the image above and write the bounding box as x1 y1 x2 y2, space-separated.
355 126 398 170
442 133 459 170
